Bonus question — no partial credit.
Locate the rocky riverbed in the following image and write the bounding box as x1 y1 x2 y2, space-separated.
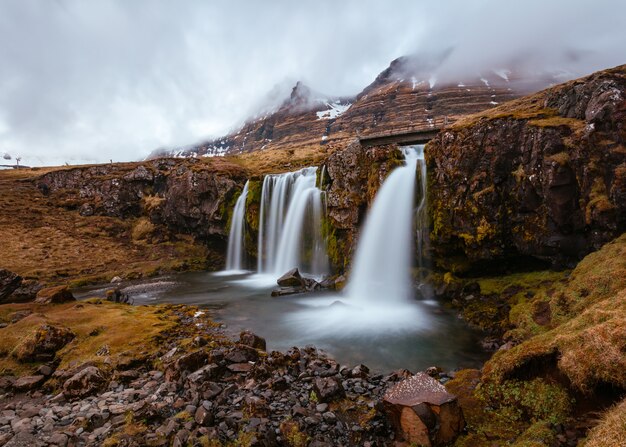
0 301 467 447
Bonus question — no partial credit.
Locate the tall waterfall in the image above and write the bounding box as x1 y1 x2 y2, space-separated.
257 167 328 277
346 145 425 303
224 181 249 272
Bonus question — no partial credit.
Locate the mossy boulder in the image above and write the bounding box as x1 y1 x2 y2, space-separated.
14 324 75 362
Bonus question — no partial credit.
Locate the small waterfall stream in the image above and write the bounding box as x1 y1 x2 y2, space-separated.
224 181 249 272
257 168 328 277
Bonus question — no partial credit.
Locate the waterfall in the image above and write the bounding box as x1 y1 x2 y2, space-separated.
224 181 249 272
257 167 328 277
346 145 424 303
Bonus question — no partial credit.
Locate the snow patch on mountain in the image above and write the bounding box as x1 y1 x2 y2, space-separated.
316 101 351 120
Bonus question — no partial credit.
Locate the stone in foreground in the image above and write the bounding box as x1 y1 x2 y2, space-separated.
35 285 76 304
383 372 464 447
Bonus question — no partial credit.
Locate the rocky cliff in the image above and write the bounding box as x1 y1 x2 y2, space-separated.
0 158 248 285
426 64 626 271
37 158 248 243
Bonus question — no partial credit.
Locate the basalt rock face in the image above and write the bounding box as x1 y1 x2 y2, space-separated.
36 158 248 246
322 140 405 271
427 64 626 270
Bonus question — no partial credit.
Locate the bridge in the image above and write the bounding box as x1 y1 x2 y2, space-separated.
358 116 451 147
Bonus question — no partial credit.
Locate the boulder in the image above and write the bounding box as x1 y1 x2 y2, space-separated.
224 345 259 363
313 377 345 403
12 375 46 392
165 349 208 381
239 331 267 351
0 269 22 303
383 372 465 447
62 366 107 399
105 288 131 304
14 324 75 362
277 268 305 287
35 285 75 304
272 269 322 296
8 280 44 303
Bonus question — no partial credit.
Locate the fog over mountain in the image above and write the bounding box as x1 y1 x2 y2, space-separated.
0 0 624 166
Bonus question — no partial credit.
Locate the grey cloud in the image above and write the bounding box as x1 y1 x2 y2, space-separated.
0 0 624 166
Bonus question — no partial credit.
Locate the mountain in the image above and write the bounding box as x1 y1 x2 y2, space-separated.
155 55 568 159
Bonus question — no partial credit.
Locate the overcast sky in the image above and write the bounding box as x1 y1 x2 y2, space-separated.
0 0 624 166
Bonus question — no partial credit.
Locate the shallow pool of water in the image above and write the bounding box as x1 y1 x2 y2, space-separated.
79 271 489 374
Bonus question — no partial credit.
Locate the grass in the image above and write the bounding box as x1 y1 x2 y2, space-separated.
225 143 333 176
483 234 626 392
449 233 626 445
0 167 212 286
583 398 626 447
0 299 177 376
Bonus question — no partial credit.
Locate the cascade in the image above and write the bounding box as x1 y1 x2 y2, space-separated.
346 145 425 303
224 181 249 272
257 167 328 277
287 145 431 335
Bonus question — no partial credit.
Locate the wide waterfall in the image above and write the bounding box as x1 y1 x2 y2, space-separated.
224 181 250 272
257 167 328 277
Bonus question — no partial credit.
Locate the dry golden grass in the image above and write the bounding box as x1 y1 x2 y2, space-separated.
483 234 626 393
0 168 208 286
0 300 177 376
584 398 626 447
131 217 156 241
225 143 335 176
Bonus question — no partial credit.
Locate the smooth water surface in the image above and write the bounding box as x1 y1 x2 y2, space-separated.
79 271 488 373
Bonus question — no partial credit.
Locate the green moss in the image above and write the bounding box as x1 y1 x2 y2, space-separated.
478 378 573 426
322 218 349 272
511 421 558 447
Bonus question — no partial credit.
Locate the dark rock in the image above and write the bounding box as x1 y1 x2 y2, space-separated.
350 364 370 378
14 324 75 362
0 269 22 303
277 268 305 287
227 363 253 373
383 372 465 446
239 330 267 351
5 280 43 304
34 286 75 304
62 366 107 399
224 345 259 363
271 286 306 297
36 364 54 377
13 375 46 392
0 375 16 390
166 349 208 381
9 310 32 323
78 203 94 216
186 364 222 387
105 288 131 304
313 377 345 403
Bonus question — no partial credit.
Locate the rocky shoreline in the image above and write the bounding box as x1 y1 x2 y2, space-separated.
0 304 466 447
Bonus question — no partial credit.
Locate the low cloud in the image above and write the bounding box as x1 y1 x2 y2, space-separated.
0 0 624 165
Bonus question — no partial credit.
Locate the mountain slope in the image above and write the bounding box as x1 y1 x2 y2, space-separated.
160 55 565 159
